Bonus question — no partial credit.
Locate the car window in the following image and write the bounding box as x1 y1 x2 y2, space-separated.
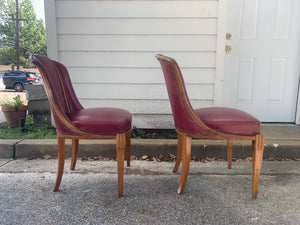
10 72 25 77
6 72 16 76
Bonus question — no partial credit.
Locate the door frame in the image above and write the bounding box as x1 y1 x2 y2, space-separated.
215 0 300 124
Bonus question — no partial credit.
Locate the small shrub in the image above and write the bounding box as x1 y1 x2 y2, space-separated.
25 115 34 126
1 94 25 107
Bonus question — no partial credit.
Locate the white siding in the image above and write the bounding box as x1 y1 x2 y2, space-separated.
50 0 219 128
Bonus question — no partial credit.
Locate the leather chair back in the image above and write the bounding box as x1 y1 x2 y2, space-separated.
157 56 208 135
30 54 83 134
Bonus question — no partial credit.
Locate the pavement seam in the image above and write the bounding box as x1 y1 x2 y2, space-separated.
0 160 11 167
12 139 23 159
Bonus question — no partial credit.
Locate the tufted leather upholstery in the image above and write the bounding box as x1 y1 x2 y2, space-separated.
29 54 132 136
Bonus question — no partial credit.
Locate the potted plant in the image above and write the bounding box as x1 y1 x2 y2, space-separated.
1 94 27 128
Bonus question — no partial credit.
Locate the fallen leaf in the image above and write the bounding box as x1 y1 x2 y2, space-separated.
43 155 52 160
158 154 165 160
141 155 148 160
169 153 176 159
27 156 36 160
245 157 252 162
130 155 137 160
193 173 202 176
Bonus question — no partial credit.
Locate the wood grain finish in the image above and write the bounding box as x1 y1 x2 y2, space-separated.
53 129 132 197
156 54 265 199
32 57 132 198
125 130 131 167
177 134 191 194
53 135 65 192
70 139 79 170
227 140 233 169
173 132 183 173
116 133 126 197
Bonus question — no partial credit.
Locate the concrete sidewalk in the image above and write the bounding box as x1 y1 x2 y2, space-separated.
0 159 299 224
0 111 4 123
0 124 300 159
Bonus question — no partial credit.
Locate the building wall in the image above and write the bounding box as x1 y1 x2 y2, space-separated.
46 0 220 128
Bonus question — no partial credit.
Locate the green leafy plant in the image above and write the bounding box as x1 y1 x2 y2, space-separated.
0 122 57 139
25 115 34 126
1 95 25 107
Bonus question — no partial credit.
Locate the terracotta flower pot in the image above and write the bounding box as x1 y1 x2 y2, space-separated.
1 106 28 128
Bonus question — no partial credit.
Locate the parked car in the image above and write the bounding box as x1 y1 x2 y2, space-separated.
0 71 5 89
1 70 39 92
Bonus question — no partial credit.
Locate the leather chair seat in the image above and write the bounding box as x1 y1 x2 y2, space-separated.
67 108 132 135
194 107 261 135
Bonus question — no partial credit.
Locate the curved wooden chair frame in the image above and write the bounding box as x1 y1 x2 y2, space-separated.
31 57 132 197
156 54 264 199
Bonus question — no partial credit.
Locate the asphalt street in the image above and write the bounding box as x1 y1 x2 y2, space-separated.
0 159 299 225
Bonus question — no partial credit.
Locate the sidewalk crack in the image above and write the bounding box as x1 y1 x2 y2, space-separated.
0 160 12 167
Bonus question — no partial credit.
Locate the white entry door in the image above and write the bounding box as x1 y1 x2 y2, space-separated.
223 0 300 122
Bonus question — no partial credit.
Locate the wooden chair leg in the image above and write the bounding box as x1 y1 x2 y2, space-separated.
227 140 233 169
252 134 264 199
125 130 131 167
173 132 183 173
70 139 79 170
116 133 126 197
177 135 192 194
53 135 65 192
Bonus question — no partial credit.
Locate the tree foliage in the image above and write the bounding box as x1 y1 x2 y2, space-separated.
0 0 46 67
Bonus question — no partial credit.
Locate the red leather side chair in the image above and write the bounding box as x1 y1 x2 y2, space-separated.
156 54 264 199
29 54 132 197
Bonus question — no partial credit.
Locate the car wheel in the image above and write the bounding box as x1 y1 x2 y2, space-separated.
14 83 24 92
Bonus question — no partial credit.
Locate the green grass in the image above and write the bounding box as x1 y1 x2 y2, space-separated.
0 116 176 139
0 115 57 139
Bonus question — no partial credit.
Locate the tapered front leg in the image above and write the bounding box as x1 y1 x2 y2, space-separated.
116 133 126 197
70 139 79 170
252 134 264 199
227 140 233 169
53 135 65 192
125 130 132 167
177 135 192 194
173 132 183 173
